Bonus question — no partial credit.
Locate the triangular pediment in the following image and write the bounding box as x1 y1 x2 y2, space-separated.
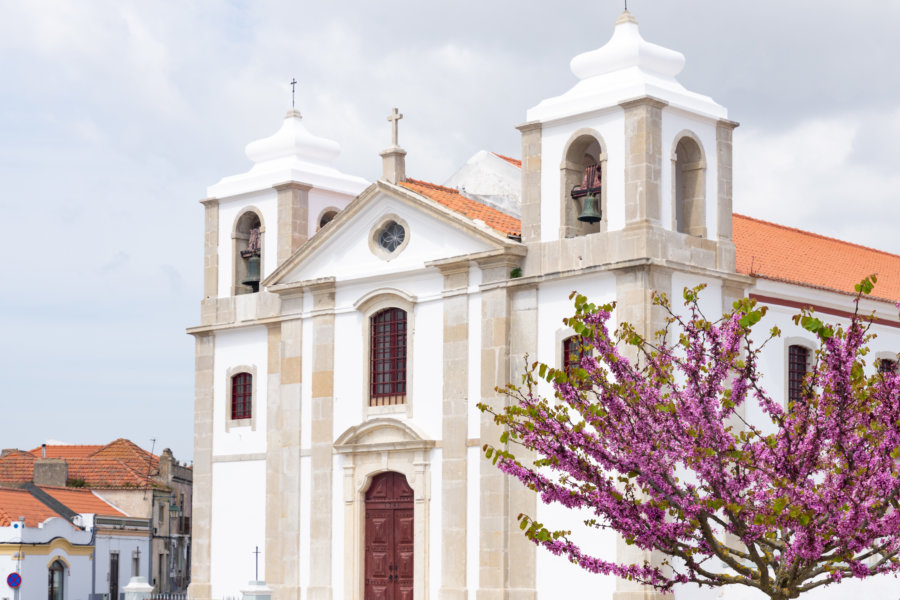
264 180 520 287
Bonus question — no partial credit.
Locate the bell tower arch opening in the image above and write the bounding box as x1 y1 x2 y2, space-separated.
672 132 706 238
560 130 607 238
232 208 265 295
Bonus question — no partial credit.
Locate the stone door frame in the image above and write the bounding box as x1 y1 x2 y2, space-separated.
335 418 434 600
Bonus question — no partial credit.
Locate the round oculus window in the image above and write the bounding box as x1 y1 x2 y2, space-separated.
378 221 406 253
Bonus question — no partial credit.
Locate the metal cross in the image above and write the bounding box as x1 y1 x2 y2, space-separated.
387 107 403 147
253 546 261 581
290 78 298 108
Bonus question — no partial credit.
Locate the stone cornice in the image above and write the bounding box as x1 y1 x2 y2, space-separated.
618 95 669 110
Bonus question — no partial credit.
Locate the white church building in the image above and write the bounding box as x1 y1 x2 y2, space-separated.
186 12 900 600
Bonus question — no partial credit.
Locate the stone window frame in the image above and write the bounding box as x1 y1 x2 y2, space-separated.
784 337 815 407
559 128 608 239
225 364 258 431
231 207 266 296
873 351 899 375
354 288 417 420
670 130 707 238
316 206 340 230
368 213 411 261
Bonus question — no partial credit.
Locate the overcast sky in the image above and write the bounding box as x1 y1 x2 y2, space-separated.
1 1 898 462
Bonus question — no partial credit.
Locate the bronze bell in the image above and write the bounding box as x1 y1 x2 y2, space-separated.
577 194 602 224
242 254 261 291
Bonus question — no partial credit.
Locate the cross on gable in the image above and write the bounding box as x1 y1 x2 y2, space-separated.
387 107 403 147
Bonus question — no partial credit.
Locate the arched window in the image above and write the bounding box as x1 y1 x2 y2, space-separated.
233 210 264 295
673 134 706 237
878 358 897 374
788 345 810 404
370 308 407 406
318 208 338 230
231 372 252 420
561 131 606 238
562 336 585 375
48 559 65 600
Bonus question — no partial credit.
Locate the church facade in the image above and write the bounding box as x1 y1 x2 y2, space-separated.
187 12 900 600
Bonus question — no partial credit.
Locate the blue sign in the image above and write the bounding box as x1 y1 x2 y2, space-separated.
6 572 21 588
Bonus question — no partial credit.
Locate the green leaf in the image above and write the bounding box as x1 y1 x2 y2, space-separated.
773 496 788 515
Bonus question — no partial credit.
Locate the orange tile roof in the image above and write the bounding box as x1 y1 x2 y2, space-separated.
0 439 160 489
29 444 103 459
733 214 900 303
399 178 522 237
492 153 522 168
0 488 60 527
41 486 125 517
0 451 35 481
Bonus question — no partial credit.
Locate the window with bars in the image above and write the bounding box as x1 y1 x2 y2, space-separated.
231 372 253 419
878 358 897 374
788 345 809 404
370 308 407 406
563 336 585 375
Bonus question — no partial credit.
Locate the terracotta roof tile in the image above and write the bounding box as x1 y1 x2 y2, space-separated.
399 178 522 237
29 444 103 459
0 488 60 527
492 153 522 168
0 440 159 489
40 486 125 517
733 214 900 303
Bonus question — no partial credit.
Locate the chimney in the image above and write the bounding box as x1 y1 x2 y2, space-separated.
380 107 407 184
159 448 175 484
33 458 67 487
41 443 46 458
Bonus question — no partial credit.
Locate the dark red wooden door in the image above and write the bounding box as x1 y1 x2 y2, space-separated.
365 472 414 600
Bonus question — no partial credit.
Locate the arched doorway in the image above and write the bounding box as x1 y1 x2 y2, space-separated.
365 471 414 600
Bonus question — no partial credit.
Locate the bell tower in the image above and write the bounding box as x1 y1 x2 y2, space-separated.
518 10 737 274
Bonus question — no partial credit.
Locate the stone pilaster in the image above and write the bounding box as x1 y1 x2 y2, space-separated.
516 121 542 244
438 263 469 600
475 254 520 600
187 332 215 600
620 97 667 227
265 312 304 600
273 182 312 266
307 281 336 600
716 119 739 272
613 265 671 600
201 199 220 326
507 285 538 600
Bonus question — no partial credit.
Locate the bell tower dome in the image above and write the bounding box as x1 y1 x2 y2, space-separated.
518 10 737 273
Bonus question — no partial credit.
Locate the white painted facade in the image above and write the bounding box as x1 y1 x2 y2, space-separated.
190 11 900 600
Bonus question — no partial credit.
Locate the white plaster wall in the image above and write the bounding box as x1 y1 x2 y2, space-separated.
466 274 483 438
95 532 149 595
410 298 443 435
0 529 93 600
299 454 312 594
539 107 626 241
670 272 723 322
331 308 365 436
428 447 442 600
210 459 267 598
213 326 269 457
288 195 497 283
332 454 345 600
661 107 719 238
465 444 481 597
216 189 279 298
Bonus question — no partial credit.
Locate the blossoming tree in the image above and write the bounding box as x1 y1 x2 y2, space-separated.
479 277 900 599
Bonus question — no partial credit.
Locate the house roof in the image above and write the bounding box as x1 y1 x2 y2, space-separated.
492 153 522 168
733 214 900 303
0 439 160 490
0 487 59 527
399 178 522 238
29 444 104 458
41 486 125 517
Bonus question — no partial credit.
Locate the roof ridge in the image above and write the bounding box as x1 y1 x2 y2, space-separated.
403 178 461 194
734 213 900 260
491 152 522 167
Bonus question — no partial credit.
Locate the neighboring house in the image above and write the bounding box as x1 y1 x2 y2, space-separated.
0 439 192 595
187 10 900 600
0 485 149 600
